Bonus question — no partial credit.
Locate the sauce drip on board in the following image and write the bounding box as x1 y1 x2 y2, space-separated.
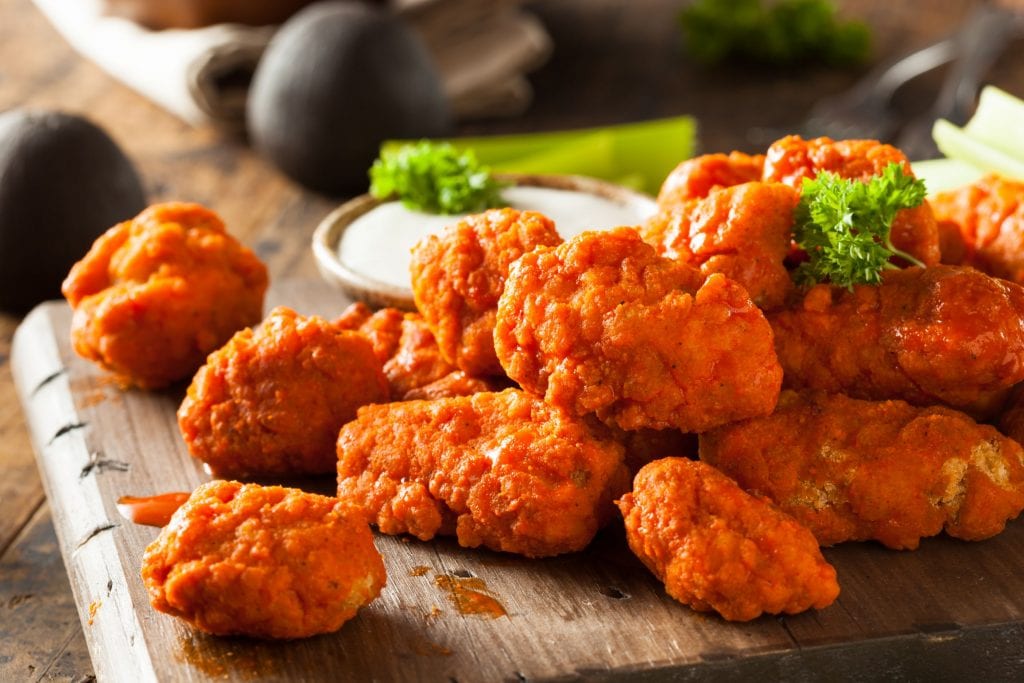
434 574 507 619
116 492 190 527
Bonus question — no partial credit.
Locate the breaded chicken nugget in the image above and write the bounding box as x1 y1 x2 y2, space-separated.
656 151 766 205
643 182 797 310
930 174 1024 283
701 391 1024 549
410 208 562 377
769 266 1024 418
762 135 940 267
335 302 458 399
142 481 385 639
617 457 838 622
494 228 782 432
62 203 268 389
336 389 629 557
335 302 405 363
998 385 1024 446
178 307 388 478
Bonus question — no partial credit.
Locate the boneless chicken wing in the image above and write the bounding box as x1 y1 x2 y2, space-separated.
656 151 766 205
178 307 389 477
643 182 798 310
410 208 563 377
762 135 940 267
769 266 1024 418
700 391 1024 549
930 174 1024 283
142 481 385 639
336 389 629 557
335 302 479 400
62 202 268 388
617 457 839 622
494 228 782 432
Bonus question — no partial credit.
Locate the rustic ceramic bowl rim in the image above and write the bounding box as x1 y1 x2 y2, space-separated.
311 172 657 310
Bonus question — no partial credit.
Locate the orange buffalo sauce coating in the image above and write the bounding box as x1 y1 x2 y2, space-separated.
930 174 1024 283
142 481 385 639
410 208 563 377
644 182 798 310
495 228 782 432
701 391 1024 549
617 458 839 622
337 389 629 558
178 306 388 478
62 202 268 389
769 266 1024 419
762 135 941 268
117 492 190 527
656 151 766 205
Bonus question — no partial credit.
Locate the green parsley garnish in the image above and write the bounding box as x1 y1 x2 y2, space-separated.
369 141 506 215
679 0 870 67
793 162 928 288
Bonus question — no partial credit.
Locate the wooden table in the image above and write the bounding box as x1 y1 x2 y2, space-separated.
2 0 1023 680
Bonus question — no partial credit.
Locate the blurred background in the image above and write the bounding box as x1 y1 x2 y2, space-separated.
0 0 1023 679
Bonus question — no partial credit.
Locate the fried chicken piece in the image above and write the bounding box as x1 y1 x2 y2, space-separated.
335 302 405 363
61 202 268 389
617 457 839 622
400 370 505 401
335 302 458 399
656 151 766 205
336 389 629 557
383 315 459 398
178 307 389 478
141 480 385 639
410 208 562 377
643 182 797 310
702 390 1024 549
762 135 941 267
930 174 1024 283
770 265 1024 418
494 227 782 432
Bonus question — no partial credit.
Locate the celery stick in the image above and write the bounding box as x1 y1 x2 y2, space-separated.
962 86 1024 161
382 115 697 195
933 119 1024 180
910 158 985 194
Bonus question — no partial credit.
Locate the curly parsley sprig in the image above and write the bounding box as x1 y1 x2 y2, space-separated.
793 163 928 289
369 141 506 215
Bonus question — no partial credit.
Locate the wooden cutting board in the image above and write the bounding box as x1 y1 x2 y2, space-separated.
12 279 1024 682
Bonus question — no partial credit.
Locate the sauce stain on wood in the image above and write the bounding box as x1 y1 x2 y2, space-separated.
87 600 101 626
116 493 190 527
409 565 430 577
434 574 507 619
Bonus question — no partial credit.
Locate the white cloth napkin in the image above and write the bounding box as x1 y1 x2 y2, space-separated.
31 0 551 128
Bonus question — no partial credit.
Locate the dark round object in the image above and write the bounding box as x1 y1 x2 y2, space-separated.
247 2 452 196
0 110 147 314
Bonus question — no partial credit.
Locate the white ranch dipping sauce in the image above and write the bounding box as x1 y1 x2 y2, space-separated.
338 185 656 290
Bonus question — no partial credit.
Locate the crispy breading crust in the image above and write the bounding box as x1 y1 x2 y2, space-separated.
644 182 797 310
931 174 1024 283
769 266 1024 418
617 457 839 621
336 389 629 558
701 390 1024 549
142 481 385 639
410 208 562 377
495 227 782 432
178 307 388 477
62 202 268 389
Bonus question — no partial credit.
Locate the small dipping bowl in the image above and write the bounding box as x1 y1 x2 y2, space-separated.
312 173 658 310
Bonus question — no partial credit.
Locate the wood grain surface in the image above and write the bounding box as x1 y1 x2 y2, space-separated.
3 0 1024 680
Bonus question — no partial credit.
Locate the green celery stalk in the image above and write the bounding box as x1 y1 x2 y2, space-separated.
382 115 697 196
